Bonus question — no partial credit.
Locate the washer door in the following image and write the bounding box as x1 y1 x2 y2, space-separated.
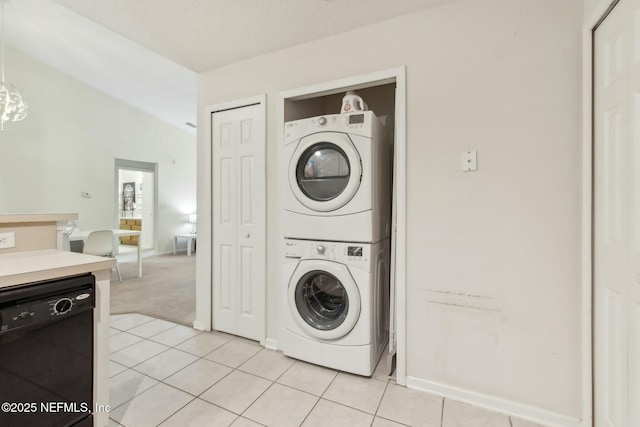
288 260 361 340
289 132 362 212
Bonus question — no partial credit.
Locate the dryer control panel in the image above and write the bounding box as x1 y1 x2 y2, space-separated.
283 111 377 144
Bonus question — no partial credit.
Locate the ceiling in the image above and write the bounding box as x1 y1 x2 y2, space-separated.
4 0 450 133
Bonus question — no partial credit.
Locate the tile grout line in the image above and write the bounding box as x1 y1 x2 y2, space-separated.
110 314 398 426
315 371 389 422
318 370 339 400
162 349 236 399
375 415 412 427
187 347 283 419
126 322 183 340
110 333 236 425
299 396 321 426
108 378 163 413
238 380 276 422
110 315 157 331
372 380 390 424
110 340 174 370
238 368 323 424
111 380 196 425
270 360 327 426
148 381 199 426
107 316 207 424
128 346 200 382
185 360 234 400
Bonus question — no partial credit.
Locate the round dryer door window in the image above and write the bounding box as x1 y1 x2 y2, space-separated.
288 260 361 340
289 132 362 212
297 143 350 202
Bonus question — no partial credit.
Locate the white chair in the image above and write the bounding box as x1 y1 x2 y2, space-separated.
83 230 122 283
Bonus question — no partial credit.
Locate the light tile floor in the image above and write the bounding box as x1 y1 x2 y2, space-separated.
108 313 545 427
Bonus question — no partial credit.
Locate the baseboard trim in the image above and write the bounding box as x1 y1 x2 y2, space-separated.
264 338 279 351
405 376 583 427
192 320 209 331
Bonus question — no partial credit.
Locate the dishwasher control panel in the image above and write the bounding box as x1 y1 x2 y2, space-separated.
0 275 95 333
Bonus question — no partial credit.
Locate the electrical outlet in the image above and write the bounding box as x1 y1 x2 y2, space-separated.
0 232 16 249
462 150 478 172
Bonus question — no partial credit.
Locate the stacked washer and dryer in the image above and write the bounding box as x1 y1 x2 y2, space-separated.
281 94 393 376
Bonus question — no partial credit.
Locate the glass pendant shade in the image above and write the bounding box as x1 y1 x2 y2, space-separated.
0 1 27 131
0 81 27 126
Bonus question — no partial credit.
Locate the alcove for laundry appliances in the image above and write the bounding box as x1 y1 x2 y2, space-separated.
277 68 406 381
284 84 396 133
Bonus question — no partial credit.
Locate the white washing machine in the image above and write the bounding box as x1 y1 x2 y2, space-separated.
281 238 389 376
283 111 392 243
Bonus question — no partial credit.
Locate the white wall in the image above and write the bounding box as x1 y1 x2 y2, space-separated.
197 0 583 422
584 0 609 19
0 48 196 254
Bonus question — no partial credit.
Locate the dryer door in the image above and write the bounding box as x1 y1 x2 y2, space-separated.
288 259 361 340
289 132 362 212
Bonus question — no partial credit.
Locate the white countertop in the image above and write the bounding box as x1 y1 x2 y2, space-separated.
0 249 115 289
0 213 78 224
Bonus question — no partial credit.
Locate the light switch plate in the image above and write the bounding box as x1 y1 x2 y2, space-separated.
462 150 477 172
0 232 16 249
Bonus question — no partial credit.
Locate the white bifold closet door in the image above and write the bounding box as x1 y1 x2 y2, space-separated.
212 104 265 342
594 1 640 425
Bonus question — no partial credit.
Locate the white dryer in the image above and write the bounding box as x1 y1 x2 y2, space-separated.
281 238 389 376
283 111 392 243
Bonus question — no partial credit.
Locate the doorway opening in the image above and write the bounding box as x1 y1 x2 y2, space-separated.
114 159 159 259
590 0 639 424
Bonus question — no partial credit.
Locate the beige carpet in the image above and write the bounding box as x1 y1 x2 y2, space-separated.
110 254 196 326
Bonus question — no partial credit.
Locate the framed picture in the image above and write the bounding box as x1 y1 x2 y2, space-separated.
122 182 136 212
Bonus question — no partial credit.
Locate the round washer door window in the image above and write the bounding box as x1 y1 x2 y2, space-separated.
288 260 360 340
295 270 348 331
289 132 362 212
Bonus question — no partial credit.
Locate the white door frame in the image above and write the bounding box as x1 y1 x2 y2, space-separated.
114 158 159 253
194 95 266 338
276 67 407 383
583 1 621 426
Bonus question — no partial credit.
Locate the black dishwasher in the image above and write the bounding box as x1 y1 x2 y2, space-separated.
0 274 95 427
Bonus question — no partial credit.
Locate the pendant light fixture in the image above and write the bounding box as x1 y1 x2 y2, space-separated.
0 0 27 131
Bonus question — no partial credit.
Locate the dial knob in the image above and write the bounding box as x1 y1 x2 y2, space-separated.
318 117 327 126
54 298 73 315
316 245 325 254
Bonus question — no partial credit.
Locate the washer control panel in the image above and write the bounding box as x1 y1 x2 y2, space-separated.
284 239 369 263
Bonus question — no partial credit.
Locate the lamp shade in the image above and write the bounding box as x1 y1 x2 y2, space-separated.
188 214 197 224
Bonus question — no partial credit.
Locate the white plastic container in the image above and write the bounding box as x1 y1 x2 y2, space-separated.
340 91 368 114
